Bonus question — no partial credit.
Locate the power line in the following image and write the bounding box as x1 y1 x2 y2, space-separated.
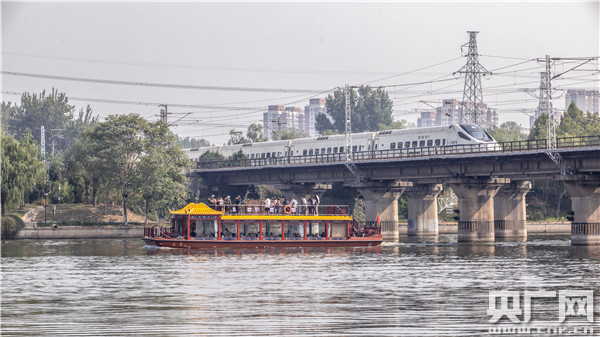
1 70 330 94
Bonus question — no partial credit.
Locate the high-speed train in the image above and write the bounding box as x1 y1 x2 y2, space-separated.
186 123 498 163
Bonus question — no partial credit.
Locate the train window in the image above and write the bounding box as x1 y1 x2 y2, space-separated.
321 148 325 154
261 153 266 158
251 154 255 159
458 132 471 141
327 148 332 154
303 149 307 156
412 141 418 147
339 147 344 153
315 149 319 155
359 145 363 151
405 141 410 148
352 145 357 152
272 152 276 157
390 143 396 149
375 144 378 150
427 140 433 147
266 153 271 158
435 139 441 146
368 145 371 151
398 142 403 149
309 149 314 155
443 139 446 146
419 140 425 147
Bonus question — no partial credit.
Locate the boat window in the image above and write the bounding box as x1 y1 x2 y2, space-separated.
315 149 319 155
405 141 410 148
458 132 471 141
390 142 396 149
427 140 433 147
327 147 332 154
303 149 307 156
419 140 425 147
309 149 314 155
435 139 441 146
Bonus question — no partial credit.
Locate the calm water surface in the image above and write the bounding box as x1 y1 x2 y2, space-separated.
2 235 600 336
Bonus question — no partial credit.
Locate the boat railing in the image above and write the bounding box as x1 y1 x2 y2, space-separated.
144 227 183 239
209 204 350 216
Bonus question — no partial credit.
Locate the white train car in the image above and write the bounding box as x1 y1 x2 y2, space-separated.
184 124 498 164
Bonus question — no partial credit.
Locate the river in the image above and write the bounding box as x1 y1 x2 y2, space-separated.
2 235 599 336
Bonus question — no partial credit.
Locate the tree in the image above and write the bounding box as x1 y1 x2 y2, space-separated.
246 123 266 143
279 128 309 140
489 121 528 142
1 131 45 215
228 123 267 145
317 85 394 134
177 136 210 148
137 122 191 224
528 113 549 140
558 102 600 137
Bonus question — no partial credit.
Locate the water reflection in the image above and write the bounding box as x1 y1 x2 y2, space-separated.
2 234 600 336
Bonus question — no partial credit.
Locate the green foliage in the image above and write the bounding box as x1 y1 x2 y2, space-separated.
279 128 309 140
529 102 600 141
317 85 394 134
228 123 267 145
1 89 98 154
74 115 191 224
1 131 45 215
1 215 25 239
489 121 528 142
177 136 210 148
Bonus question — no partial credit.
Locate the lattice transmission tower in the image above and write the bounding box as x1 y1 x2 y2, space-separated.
453 31 491 127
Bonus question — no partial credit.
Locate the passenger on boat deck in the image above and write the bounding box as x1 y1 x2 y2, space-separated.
300 196 307 215
208 195 216 209
290 197 298 214
190 229 196 237
224 196 231 212
264 197 271 213
217 196 224 211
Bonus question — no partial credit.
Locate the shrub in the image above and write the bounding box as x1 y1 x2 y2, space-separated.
1 215 25 239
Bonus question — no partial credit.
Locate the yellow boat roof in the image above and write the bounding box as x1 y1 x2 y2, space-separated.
222 215 352 221
169 203 224 216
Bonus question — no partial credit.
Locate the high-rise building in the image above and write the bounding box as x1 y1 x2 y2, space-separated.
418 99 498 129
565 89 599 114
262 98 326 141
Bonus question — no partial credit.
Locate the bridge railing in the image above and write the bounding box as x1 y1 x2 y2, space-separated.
194 135 600 170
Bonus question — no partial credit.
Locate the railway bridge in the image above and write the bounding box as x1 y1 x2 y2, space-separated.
191 136 600 245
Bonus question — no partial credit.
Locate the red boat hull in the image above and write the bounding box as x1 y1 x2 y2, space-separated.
143 236 382 249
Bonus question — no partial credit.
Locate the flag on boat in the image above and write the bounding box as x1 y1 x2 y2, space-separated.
376 213 381 226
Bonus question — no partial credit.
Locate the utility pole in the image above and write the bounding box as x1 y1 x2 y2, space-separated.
453 31 491 127
271 116 285 141
40 125 46 159
343 84 363 182
159 104 168 124
527 55 597 175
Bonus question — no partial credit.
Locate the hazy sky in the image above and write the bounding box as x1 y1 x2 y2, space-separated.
2 1 599 145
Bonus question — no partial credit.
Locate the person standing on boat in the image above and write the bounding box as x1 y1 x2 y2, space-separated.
208 195 216 210
234 195 242 214
265 197 271 213
314 194 320 215
290 197 298 214
300 196 308 215
217 196 224 211
224 196 231 213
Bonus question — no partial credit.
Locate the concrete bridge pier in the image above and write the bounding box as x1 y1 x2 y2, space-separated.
449 178 507 243
353 181 409 242
406 184 443 237
561 177 600 246
494 181 531 240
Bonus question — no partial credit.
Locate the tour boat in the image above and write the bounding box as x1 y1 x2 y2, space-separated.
143 203 382 249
